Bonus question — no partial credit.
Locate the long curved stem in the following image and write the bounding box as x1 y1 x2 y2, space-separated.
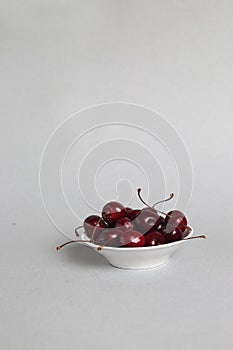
152 193 174 208
137 188 150 207
90 217 103 243
137 188 167 216
56 239 90 251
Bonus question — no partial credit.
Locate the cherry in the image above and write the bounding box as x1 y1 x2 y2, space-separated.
135 208 162 234
182 225 192 238
84 215 107 240
127 209 141 220
115 217 134 231
157 216 166 230
164 227 182 243
96 228 122 247
56 188 206 251
165 210 187 232
102 201 124 226
145 230 166 246
121 207 141 221
135 188 174 234
56 232 206 250
120 230 145 247
121 207 133 218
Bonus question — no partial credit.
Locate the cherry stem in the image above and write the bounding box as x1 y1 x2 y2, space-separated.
152 193 174 208
74 225 83 237
56 239 90 251
137 188 150 206
97 235 120 251
137 188 167 216
183 235 206 241
90 217 103 243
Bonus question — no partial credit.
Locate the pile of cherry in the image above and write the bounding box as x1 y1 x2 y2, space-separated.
57 189 205 250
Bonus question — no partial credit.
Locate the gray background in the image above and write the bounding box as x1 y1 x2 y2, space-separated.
1 1 233 349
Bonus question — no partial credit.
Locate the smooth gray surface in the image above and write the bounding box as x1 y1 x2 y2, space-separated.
1 1 233 349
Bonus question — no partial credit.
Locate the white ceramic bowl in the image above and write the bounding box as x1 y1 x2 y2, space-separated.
78 227 193 270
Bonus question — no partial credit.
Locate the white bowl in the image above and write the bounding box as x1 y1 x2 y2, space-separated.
78 227 193 270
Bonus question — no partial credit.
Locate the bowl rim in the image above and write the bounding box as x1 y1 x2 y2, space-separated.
79 226 193 251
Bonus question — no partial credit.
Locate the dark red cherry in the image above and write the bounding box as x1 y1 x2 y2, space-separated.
182 226 192 238
135 208 161 234
157 216 166 230
121 207 133 218
128 209 141 220
145 230 166 246
115 217 134 231
84 215 107 240
158 226 166 236
96 228 122 247
121 207 141 221
164 227 182 243
120 230 145 247
165 210 187 232
102 201 124 225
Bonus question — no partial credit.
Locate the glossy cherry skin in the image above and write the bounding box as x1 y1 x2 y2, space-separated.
95 228 122 247
120 230 145 247
121 208 141 221
163 227 182 243
84 215 107 239
165 210 187 232
157 216 166 230
128 209 141 221
182 226 192 238
115 217 134 231
102 201 124 226
121 207 133 218
145 230 166 246
135 208 161 234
